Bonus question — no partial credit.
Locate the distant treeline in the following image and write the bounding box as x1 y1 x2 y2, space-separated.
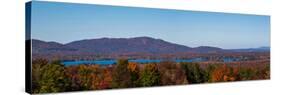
31 59 270 93
32 52 270 61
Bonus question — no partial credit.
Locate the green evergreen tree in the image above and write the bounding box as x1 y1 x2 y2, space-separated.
139 64 161 87
33 60 71 93
180 62 207 84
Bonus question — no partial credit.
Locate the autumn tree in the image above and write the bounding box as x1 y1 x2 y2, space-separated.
76 64 94 90
204 63 221 82
64 66 81 91
210 64 238 82
127 62 140 87
32 59 48 93
90 65 113 90
89 65 108 90
32 60 71 93
262 63 270 79
98 67 113 89
158 61 186 85
66 64 113 91
111 59 132 88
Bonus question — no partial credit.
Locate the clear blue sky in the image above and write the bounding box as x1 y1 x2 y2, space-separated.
30 1 270 49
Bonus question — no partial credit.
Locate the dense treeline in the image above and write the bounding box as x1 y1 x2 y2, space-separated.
33 52 270 62
31 59 270 93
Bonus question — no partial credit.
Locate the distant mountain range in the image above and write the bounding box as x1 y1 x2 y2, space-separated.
31 37 269 55
227 46 270 52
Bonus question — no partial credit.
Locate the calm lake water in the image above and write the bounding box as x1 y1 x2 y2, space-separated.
62 57 240 66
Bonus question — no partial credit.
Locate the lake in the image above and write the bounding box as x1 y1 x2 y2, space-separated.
62 57 240 66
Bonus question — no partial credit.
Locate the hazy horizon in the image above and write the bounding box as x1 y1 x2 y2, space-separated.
30 1 270 49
